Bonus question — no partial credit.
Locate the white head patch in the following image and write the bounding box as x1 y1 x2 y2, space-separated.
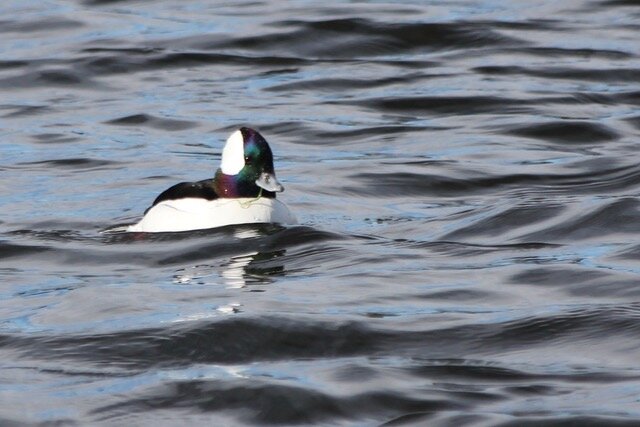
221 130 245 175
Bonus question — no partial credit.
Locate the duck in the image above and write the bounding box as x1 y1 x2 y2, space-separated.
127 127 296 232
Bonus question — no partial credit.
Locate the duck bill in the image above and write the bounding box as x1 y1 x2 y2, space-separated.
255 172 284 192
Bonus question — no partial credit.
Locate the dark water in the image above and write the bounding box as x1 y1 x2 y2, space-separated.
3 0 640 425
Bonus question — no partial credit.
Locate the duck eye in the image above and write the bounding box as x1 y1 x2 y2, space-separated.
244 156 252 165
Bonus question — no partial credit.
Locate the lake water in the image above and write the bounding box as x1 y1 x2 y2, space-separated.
3 0 640 425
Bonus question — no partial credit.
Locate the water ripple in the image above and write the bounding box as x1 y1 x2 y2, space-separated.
3 0 640 424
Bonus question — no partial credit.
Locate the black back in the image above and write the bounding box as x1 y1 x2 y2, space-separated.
146 179 219 213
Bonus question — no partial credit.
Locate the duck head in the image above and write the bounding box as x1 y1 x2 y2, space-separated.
217 127 284 197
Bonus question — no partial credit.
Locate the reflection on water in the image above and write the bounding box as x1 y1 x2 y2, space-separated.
172 227 287 289
220 252 260 289
173 249 287 289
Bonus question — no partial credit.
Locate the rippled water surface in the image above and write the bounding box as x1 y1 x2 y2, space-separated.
3 0 640 425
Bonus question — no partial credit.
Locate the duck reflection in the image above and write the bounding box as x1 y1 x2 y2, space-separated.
173 248 286 289
221 249 286 289
165 225 288 287
221 252 258 288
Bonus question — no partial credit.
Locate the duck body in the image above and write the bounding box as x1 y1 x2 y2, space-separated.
126 127 296 233
127 196 296 233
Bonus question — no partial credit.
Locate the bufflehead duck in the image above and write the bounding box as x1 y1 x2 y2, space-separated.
127 127 296 232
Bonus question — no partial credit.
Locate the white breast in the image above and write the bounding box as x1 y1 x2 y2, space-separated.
127 197 297 233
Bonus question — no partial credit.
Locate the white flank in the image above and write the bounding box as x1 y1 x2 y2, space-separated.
220 129 245 175
127 197 297 232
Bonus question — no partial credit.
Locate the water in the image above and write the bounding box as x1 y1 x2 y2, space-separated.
2 0 640 425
